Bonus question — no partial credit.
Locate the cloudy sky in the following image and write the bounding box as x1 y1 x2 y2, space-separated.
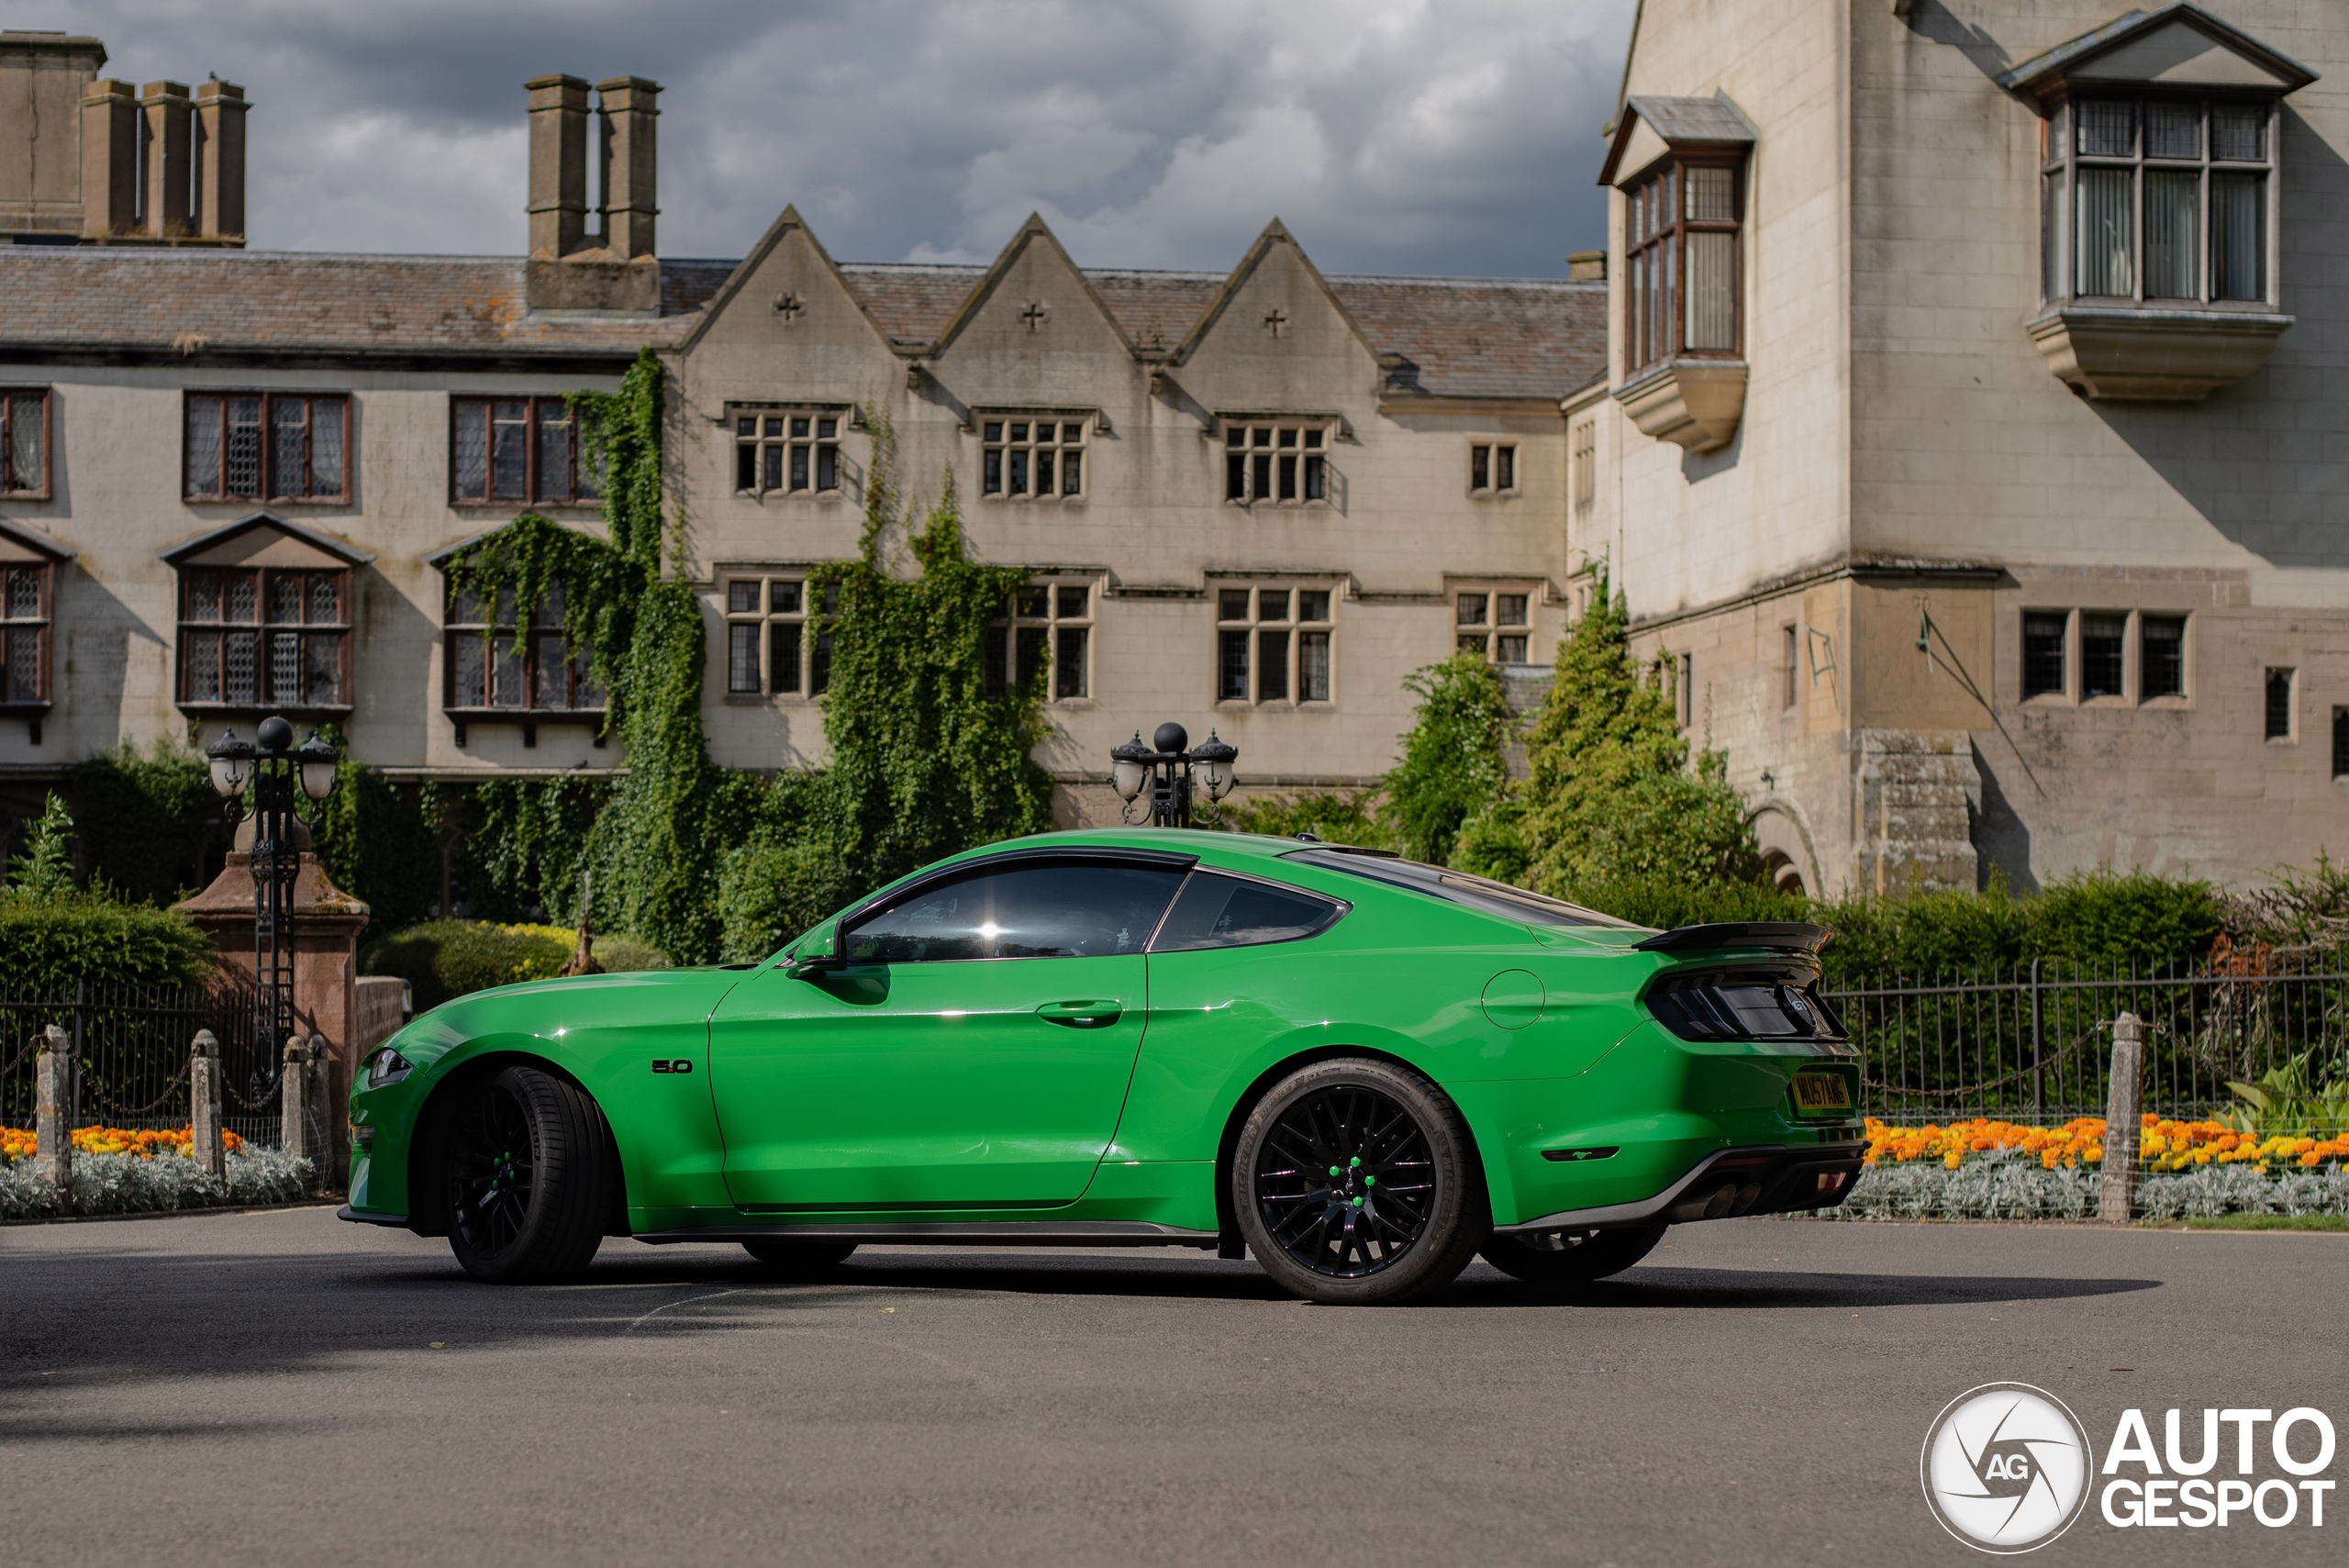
29 0 1634 277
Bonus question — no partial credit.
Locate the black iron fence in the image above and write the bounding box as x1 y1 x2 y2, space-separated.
0 982 277 1147
1825 952 2349 1127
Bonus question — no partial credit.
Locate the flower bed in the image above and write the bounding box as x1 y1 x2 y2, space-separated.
1863 1116 2347 1173
1 1128 309 1220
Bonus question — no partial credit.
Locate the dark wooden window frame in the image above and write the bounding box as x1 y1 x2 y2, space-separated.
0 560 55 712
440 578 607 745
1622 153 1745 380
173 564 353 715
182 391 352 504
0 385 54 500
1214 582 1336 706
448 395 603 508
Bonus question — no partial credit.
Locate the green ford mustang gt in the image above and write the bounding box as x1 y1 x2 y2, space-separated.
340 828 1865 1304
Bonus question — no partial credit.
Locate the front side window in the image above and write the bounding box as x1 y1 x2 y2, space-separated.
2042 96 2276 306
735 411 844 496
178 567 349 709
443 580 604 712
1 389 50 497
0 563 50 704
985 580 1093 702
981 418 1085 500
451 396 603 506
843 859 1187 962
185 393 349 502
724 573 835 697
1218 584 1334 704
1624 158 1742 377
1223 423 1328 505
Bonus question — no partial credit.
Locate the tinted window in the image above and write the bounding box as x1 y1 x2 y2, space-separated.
843 861 1185 962
1285 849 1637 929
1150 872 1342 952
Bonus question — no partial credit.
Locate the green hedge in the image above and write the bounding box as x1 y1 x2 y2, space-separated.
0 893 215 993
362 920 670 1013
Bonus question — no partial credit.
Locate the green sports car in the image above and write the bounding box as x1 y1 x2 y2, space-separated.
340 829 1864 1304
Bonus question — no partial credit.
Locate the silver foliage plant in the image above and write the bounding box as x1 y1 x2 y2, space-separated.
0 1147 311 1221
1794 1151 2349 1222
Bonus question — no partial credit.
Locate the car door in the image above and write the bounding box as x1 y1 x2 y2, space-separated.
709 851 1190 1211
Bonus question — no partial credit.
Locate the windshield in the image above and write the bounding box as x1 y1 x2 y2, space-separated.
1282 849 1642 929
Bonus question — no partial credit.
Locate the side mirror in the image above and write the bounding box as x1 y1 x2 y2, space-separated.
781 925 842 980
785 956 843 981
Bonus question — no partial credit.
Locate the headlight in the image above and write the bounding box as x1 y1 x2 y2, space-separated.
366 1049 414 1090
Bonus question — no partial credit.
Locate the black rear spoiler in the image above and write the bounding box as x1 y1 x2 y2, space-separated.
1633 921 1832 954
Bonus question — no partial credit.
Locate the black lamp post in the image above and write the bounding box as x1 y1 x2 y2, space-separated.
206 716 340 1102
1108 721 1238 828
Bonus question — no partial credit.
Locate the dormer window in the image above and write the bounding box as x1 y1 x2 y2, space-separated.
1999 6 2315 401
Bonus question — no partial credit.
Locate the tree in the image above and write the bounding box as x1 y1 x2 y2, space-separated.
1518 571 1761 897
1381 651 1516 866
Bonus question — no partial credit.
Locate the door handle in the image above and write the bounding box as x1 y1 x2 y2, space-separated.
1035 999 1124 1028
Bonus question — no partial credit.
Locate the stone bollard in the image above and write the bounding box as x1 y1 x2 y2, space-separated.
2099 1012 2145 1225
34 1023 72 1206
281 1035 315 1176
189 1029 227 1181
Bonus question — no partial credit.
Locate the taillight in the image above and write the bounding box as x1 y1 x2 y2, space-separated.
1646 973 1846 1043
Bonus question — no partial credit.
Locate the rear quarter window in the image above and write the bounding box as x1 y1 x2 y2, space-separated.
1149 871 1344 952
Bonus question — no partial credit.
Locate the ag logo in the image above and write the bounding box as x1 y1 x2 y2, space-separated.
1921 1383 2095 1553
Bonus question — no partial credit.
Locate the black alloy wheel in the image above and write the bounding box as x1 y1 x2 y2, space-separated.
442 1063 615 1284
1480 1222 1666 1286
1234 1057 1487 1305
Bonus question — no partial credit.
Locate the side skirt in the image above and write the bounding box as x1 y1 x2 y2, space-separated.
633 1220 1221 1251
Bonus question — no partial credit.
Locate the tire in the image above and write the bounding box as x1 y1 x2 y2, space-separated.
1233 1057 1488 1305
443 1064 615 1284
1480 1223 1665 1285
742 1240 857 1274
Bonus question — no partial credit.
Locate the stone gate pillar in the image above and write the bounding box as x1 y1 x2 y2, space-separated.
173 817 370 1186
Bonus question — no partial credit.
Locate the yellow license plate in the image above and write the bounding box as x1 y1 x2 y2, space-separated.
1792 1073 1852 1113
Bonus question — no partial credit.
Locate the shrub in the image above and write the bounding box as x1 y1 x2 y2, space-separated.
0 891 214 992
0 1146 311 1220
61 743 217 906
1220 791 1396 851
361 920 668 1012
1381 651 1513 865
718 838 849 963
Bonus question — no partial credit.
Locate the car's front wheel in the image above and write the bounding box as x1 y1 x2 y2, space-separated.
1480 1224 1664 1285
443 1064 615 1284
1233 1057 1487 1305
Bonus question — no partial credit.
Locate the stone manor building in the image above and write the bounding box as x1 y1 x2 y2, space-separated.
4 3 2347 899
0 34 1599 861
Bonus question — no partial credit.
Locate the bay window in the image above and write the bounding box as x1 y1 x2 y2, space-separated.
2040 96 2276 308
1624 158 1742 378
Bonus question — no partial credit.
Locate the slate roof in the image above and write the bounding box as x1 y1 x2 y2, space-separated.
1 244 1607 399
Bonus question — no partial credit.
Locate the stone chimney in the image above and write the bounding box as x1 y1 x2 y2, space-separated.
597 75 658 259
139 79 191 237
193 80 247 241
1567 250 1606 282
523 71 659 313
78 77 135 237
526 72 590 258
0 31 109 237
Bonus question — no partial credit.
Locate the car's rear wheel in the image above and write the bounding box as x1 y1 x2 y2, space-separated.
1480 1223 1664 1285
742 1240 857 1274
1234 1057 1487 1305
443 1064 613 1284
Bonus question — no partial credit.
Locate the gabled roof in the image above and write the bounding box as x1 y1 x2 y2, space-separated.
1997 3 2318 99
1598 92 1756 186
1171 218 1376 367
926 213 1134 358
674 204 896 355
160 512 373 569
0 516 72 563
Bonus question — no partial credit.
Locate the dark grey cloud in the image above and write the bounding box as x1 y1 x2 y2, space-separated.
28 0 1634 276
